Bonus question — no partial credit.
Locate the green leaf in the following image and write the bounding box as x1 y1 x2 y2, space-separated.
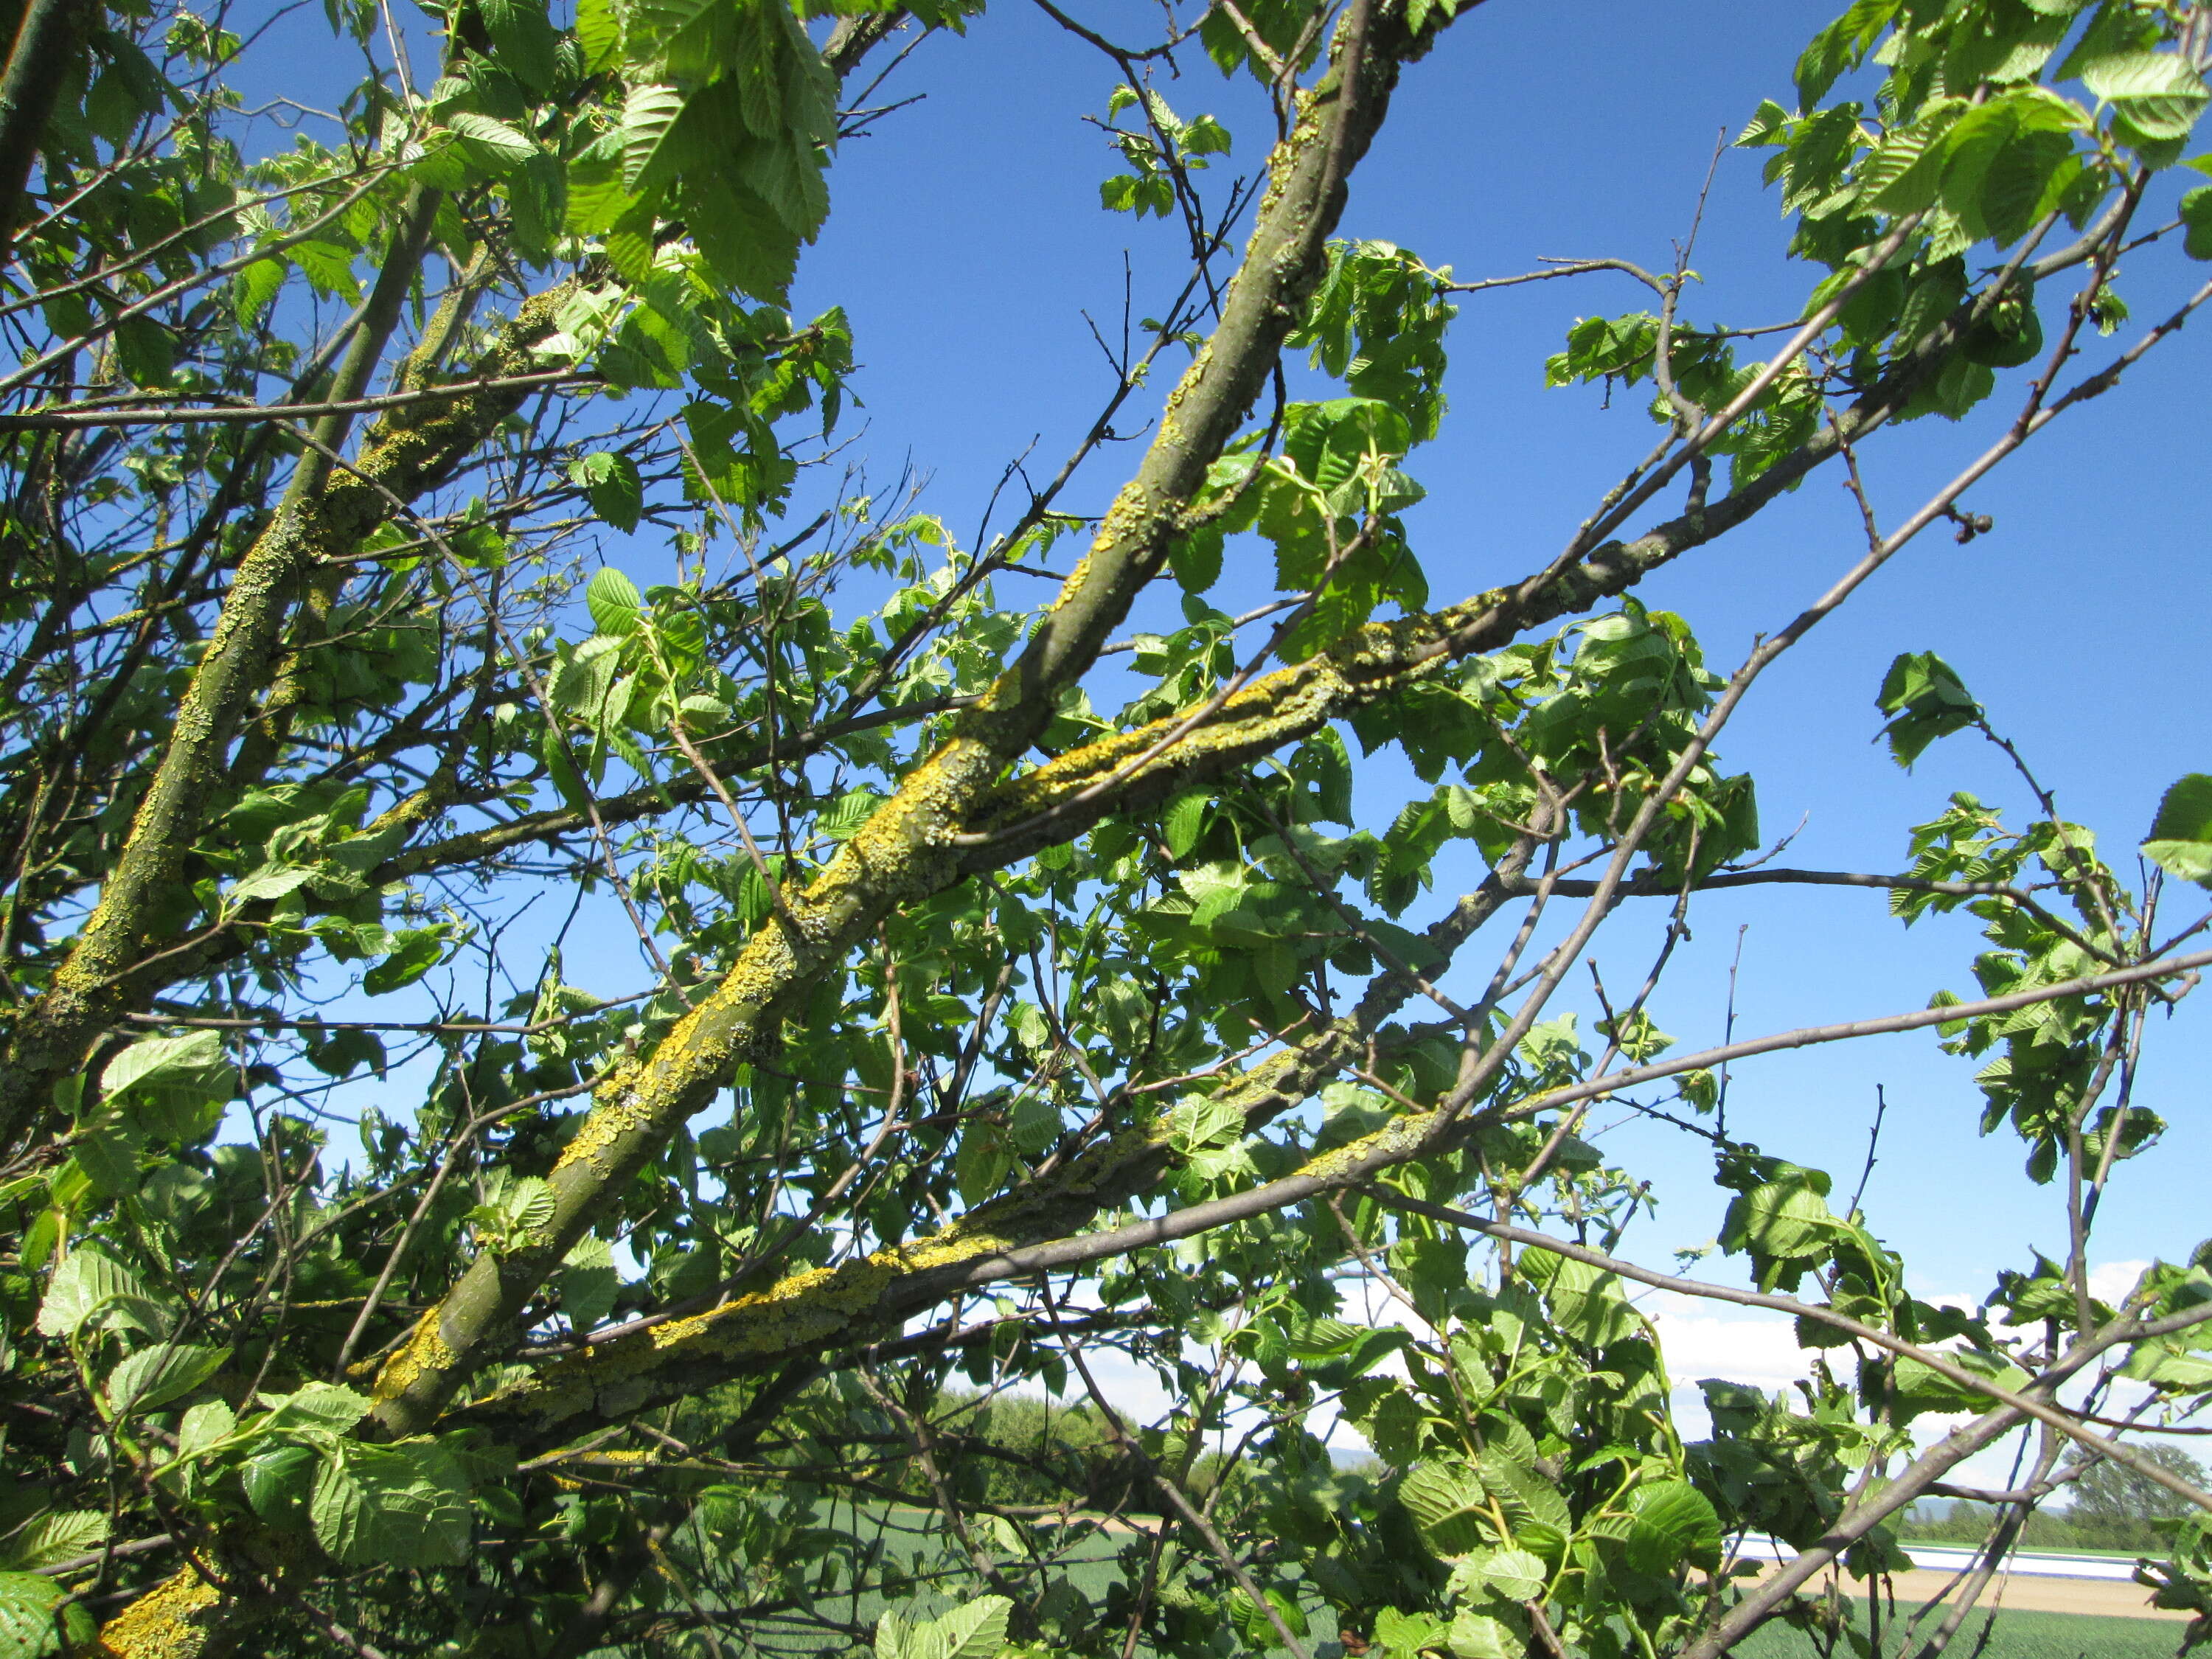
1472 1545 1547 1601
310 1441 473 1568
232 257 285 322
1626 1479 1722 1573
2080 51 2210 142
541 727 590 813
242 1441 319 1529
2183 185 2212 260
1398 1458 1491 1556
0 1570 87 1658
1478 1447 1571 1543
1737 97 1791 147
101 1027 229 1145
177 1398 236 1457
913 1594 1010 1659
290 239 361 302
257 1381 372 1435
1723 1171 1838 1262
2080 51 2207 102
586 566 644 636
1166 1092 1242 1155
72 1113 142 1197
0 1509 108 1573
1446 1611 1517 1659
363 928 446 996
570 451 644 532
561 1234 619 1331
1169 521 1224 594
622 83 689 189
1522 1253 1641 1348
35 1245 150 1338
1795 0 1902 110
818 789 884 841
2143 773 2212 886
228 864 314 904
446 111 535 173
1875 650 1980 768
103 1343 224 1416
102 1029 225 1101
575 0 621 70
476 0 560 95
1163 790 1208 859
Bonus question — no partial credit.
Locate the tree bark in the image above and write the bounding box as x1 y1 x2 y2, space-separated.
0 0 92 268
366 0 1475 1440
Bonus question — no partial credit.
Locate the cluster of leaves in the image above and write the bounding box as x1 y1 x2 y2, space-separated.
1554 0 2212 468
1098 87 1232 220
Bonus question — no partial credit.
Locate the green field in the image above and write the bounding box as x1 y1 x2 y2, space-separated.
1728 1603 2180 1658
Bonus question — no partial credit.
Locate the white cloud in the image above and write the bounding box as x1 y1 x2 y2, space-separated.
1643 1295 1813 1394
2090 1259 2152 1305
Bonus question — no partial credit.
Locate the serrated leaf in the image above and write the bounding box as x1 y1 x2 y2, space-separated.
586 566 644 636
1477 1449 1571 1541
1163 790 1208 859
1474 1545 1547 1601
1167 1092 1241 1155
36 1246 150 1338
72 1113 142 1197
2183 185 2212 259
570 451 643 532
363 928 446 996
102 1030 225 1099
311 1441 473 1568
242 1441 319 1529
2143 773 2212 885
476 0 559 95
0 1570 82 1658
1876 650 1980 768
1447 1612 1517 1659
103 1343 224 1416
228 865 315 903
2081 50 2209 141
622 83 689 189
1398 1459 1491 1557
501 1175 556 1232
446 111 535 171
0 1510 108 1573
232 257 285 322
177 1398 236 1456
561 1234 619 1332
575 0 621 69
257 1381 372 1435
914 1595 1009 1659
2080 51 2208 105
1626 1479 1722 1573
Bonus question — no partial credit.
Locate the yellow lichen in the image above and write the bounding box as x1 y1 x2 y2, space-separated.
86 1566 223 1659
370 1308 457 1401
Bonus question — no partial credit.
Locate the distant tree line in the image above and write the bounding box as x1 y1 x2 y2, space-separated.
1904 1444 2210 1554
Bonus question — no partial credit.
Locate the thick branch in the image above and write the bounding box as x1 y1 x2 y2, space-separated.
439 856 1536 1450
0 263 574 1150
0 0 91 265
369 0 1476 1438
442 930 2205 1460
